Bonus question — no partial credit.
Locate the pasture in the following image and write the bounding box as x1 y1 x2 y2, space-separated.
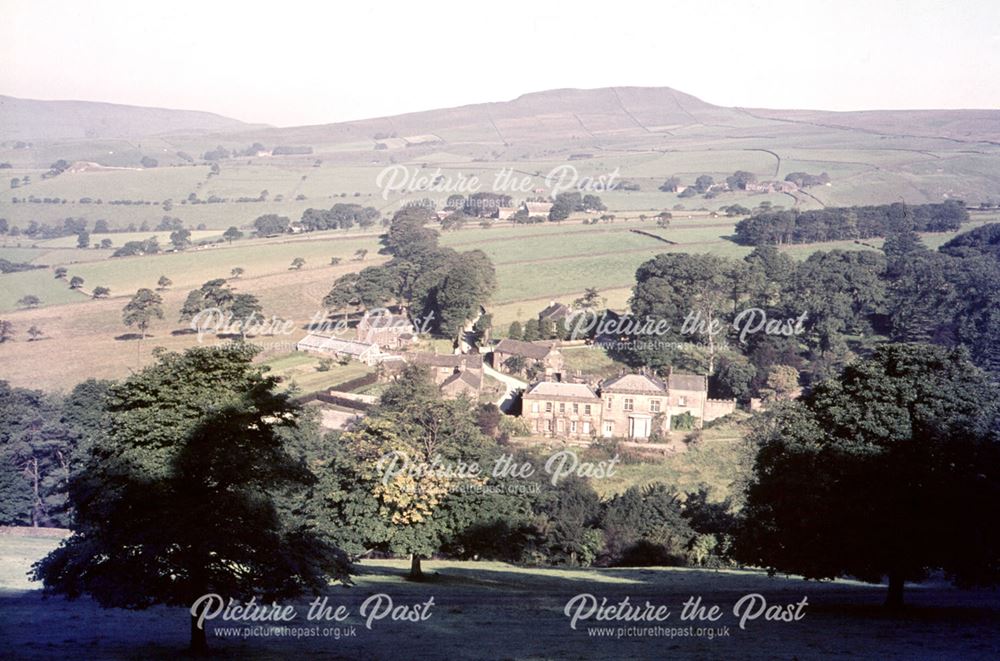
1 532 997 659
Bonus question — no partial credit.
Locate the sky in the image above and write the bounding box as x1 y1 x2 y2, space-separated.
2 0 998 127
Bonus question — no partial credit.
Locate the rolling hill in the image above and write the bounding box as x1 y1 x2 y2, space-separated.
0 95 260 141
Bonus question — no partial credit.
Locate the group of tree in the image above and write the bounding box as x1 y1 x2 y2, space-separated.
112 237 161 258
549 192 606 221
299 204 381 231
615 220 1000 398
323 207 496 340
734 200 968 245
0 320 45 342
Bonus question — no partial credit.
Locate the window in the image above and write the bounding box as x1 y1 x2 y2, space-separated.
573 403 579 414
531 402 539 413
585 404 592 415
559 402 565 413
546 420 553 432
557 419 564 432
570 421 578 433
604 422 614 434
606 396 613 409
678 396 687 407
624 398 634 411
582 421 590 434
545 402 553 413
650 399 661 413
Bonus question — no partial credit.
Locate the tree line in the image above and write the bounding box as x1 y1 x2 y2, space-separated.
733 200 968 245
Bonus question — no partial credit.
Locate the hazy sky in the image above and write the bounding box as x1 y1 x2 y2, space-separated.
2 0 998 126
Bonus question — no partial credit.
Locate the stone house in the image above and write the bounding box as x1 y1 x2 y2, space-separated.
356 310 416 349
406 352 484 399
600 373 669 440
493 339 564 378
518 371 736 441
521 382 602 439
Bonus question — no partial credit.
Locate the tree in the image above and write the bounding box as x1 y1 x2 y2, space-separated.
737 344 1000 609
170 228 192 251
18 295 41 308
522 318 541 341
0 320 14 343
290 257 306 270
694 175 714 193
223 226 243 244
69 276 84 290
54 267 67 280
26 325 43 341
252 214 290 236
330 257 342 266
317 365 493 580
32 346 351 651
354 249 368 261
507 321 523 341
92 287 110 299
156 275 172 291
229 294 263 338
100 238 113 249
230 267 245 279
659 177 682 193
122 288 164 338
179 279 234 322
573 288 604 310
76 231 90 249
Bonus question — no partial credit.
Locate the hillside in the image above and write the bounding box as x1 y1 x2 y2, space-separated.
0 95 259 141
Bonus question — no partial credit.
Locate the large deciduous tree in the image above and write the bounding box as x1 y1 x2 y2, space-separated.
736 343 1000 608
32 345 350 652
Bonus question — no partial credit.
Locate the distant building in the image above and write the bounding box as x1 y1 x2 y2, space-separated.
493 339 564 378
406 352 484 399
522 382 602 439
523 202 553 218
538 301 571 325
495 206 517 220
296 334 383 366
517 371 735 441
356 310 416 349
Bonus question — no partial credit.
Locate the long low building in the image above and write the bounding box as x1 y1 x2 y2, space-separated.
521 372 736 441
296 334 383 365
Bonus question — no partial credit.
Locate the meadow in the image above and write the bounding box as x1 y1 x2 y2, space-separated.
1 532 997 659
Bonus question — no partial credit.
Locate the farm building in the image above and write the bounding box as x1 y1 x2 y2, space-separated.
538 301 571 324
492 339 563 378
356 310 416 349
522 202 553 218
296 334 383 365
406 352 484 399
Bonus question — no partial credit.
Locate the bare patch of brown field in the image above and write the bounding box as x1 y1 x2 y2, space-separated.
0 258 387 391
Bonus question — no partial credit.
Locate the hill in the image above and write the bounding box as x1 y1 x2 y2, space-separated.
0 95 259 141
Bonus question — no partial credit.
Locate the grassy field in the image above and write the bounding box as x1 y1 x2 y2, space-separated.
1 533 997 659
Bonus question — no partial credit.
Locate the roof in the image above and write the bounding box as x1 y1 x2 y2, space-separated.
359 312 415 332
440 370 482 392
601 373 667 394
494 338 555 360
668 373 707 392
539 302 570 321
297 334 378 356
524 381 600 400
407 352 483 369
524 202 553 216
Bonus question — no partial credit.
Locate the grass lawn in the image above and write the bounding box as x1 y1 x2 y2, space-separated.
2 533 998 659
261 351 372 394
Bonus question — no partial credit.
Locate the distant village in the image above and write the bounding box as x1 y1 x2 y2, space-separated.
295 302 736 442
